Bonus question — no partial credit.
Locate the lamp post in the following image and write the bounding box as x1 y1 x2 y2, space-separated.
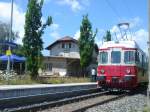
6 0 13 79
147 0 150 107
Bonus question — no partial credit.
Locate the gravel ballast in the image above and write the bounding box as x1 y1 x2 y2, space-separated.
86 93 147 112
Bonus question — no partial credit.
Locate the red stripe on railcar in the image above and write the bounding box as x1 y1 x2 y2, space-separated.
97 65 138 89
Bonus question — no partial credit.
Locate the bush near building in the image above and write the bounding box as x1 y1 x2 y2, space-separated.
0 75 90 85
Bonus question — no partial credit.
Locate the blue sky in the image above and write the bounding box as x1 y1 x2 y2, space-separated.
0 0 148 55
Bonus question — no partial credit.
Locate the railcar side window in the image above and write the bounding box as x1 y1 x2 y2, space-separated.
111 51 121 63
124 51 135 64
135 51 140 63
99 52 108 64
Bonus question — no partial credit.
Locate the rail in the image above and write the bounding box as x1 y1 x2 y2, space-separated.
0 87 100 111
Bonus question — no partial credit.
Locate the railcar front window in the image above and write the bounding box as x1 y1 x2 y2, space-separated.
124 51 135 64
111 51 121 63
99 52 108 64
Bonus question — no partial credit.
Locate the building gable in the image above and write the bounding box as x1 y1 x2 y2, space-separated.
46 36 79 58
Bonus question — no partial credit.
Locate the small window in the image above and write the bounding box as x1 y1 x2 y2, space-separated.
73 44 75 47
142 55 144 66
44 63 52 71
99 52 108 64
62 43 65 48
124 51 135 64
69 43 71 48
139 52 142 64
111 51 121 63
64 44 67 49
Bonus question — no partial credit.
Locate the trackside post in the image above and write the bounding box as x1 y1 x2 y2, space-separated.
147 0 150 107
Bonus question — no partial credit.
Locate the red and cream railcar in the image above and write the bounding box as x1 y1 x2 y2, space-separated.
97 40 148 90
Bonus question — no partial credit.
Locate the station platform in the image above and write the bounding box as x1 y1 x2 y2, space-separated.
0 83 97 99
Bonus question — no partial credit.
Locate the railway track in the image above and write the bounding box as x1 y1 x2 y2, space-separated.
1 85 146 112
3 90 127 112
0 88 100 112
38 88 147 112
39 91 127 112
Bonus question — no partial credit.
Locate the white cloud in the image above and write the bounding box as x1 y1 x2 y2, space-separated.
50 32 60 39
130 17 141 28
51 23 59 30
110 25 119 33
110 17 142 35
95 40 102 48
0 2 25 44
97 17 148 54
44 0 51 4
118 17 141 29
94 28 105 47
74 30 80 40
56 0 90 12
110 26 148 53
49 23 61 39
110 17 142 41
133 29 148 53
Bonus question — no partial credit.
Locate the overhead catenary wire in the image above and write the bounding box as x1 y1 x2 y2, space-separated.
120 0 134 18
104 0 123 41
104 0 122 21
104 0 135 41
120 0 135 40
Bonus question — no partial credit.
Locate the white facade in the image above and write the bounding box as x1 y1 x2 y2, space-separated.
43 37 98 77
50 42 80 58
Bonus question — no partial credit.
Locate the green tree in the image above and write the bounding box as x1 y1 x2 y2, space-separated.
23 0 52 78
103 30 111 41
0 21 19 42
0 21 19 54
12 44 24 56
78 15 97 70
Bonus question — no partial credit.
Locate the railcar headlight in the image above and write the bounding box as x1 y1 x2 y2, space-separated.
100 69 105 74
126 69 131 74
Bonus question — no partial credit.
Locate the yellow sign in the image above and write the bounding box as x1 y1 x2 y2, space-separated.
6 50 12 56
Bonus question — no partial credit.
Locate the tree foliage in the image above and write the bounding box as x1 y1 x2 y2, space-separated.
23 0 52 78
0 21 19 42
0 21 19 54
12 44 24 56
103 30 111 41
78 15 97 68
94 44 99 55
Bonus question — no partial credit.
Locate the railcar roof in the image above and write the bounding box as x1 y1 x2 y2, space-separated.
100 40 139 49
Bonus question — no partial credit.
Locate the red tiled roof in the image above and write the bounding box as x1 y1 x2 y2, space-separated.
46 36 78 50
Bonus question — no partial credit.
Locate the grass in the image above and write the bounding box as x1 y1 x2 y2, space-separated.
0 75 91 85
143 106 150 112
0 75 38 85
130 106 150 112
39 77 91 84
